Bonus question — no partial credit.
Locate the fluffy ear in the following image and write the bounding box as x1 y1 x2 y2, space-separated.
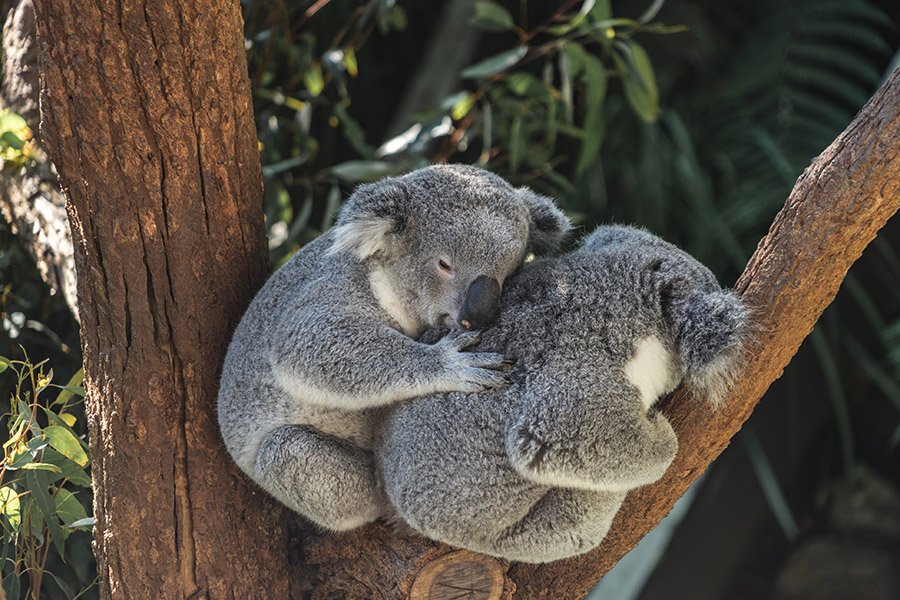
328 180 409 260
519 188 572 255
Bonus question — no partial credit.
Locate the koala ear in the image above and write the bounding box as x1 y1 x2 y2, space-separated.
520 187 572 255
328 180 409 260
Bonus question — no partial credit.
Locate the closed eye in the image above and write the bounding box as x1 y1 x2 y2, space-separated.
437 258 454 274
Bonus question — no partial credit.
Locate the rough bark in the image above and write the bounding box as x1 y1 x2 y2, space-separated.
0 0 77 318
32 1 292 598
293 68 900 598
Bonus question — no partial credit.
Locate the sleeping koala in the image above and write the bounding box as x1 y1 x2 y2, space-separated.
217 164 571 531
377 225 747 562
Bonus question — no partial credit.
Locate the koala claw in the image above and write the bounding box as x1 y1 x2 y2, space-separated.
441 330 482 352
459 367 511 392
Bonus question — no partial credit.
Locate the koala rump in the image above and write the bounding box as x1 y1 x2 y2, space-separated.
377 225 747 563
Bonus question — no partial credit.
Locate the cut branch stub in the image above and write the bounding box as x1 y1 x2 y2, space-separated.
410 550 506 600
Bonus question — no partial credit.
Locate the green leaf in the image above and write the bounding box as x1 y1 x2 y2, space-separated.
303 64 325 97
25 470 67 557
575 54 609 175
615 41 659 122
506 72 544 97
19 462 62 473
66 517 94 530
472 1 515 31
43 426 89 467
639 0 666 23
52 368 84 407
0 486 21 528
559 51 574 124
333 103 375 158
0 112 27 133
460 47 528 79
2 570 20 600
329 160 398 183
508 114 524 171
451 93 477 120
0 131 24 150
0 355 10 373
41 448 92 488
46 572 77 600
563 42 589 77
261 155 309 178
8 435 49 469
588 0 612 21
321 185 342 231
55 489 88 529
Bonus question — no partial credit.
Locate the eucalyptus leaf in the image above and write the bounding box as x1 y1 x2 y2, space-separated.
26 470 67 557
41 448 93 488
19 462 62 473
44 426 89 467
0 487 21 528
303 64 325 97
575 54 609 174
55 489 89 529
52 369 84 408
509 114 524 171
2 570 20 600
66 517 95 530
615 41 660 122
0 112 27 133
262 155 309 178
460 47 528 79
506 73 544 97
472 1 515 31
451 93 477 120
329 160 397 182
0 131 23 150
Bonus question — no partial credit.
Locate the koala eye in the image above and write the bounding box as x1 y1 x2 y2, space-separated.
437 258 454 275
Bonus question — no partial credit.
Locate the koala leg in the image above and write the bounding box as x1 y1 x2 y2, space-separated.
486 488 626 563
507 405 678 493
254 425 385 531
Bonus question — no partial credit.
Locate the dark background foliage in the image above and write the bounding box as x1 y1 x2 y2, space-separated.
2 1 899 598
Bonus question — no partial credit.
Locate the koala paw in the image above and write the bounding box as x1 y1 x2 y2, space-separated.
436 332 513 392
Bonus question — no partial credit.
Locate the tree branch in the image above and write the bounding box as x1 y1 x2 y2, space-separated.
0 0 77 319
296 68 900 599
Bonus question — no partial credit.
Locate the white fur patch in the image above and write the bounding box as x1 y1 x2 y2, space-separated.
623 336 678 409
272 364 437 412
368 268 419 336
327 217 394 260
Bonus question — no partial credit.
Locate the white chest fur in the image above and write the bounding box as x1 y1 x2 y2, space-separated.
623 336 678 409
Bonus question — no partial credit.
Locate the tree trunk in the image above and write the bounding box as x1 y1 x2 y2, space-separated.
31 1 292 598
27 0 900 596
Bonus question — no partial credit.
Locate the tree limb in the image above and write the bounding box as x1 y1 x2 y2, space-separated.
295 68 900 599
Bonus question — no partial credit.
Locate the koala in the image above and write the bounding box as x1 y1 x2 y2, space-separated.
217 164 571 531
377 225 747 563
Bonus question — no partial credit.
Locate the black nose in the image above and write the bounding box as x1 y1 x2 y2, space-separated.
458 276 501 330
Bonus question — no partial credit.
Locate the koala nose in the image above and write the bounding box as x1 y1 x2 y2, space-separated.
458 275 501 331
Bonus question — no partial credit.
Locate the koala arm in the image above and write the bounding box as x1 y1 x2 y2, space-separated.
270 309 508 411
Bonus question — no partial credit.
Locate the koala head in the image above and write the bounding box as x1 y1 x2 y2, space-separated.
329 164 571 332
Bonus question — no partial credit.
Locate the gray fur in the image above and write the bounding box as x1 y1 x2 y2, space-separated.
377 225 747 562
217 164 570 531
